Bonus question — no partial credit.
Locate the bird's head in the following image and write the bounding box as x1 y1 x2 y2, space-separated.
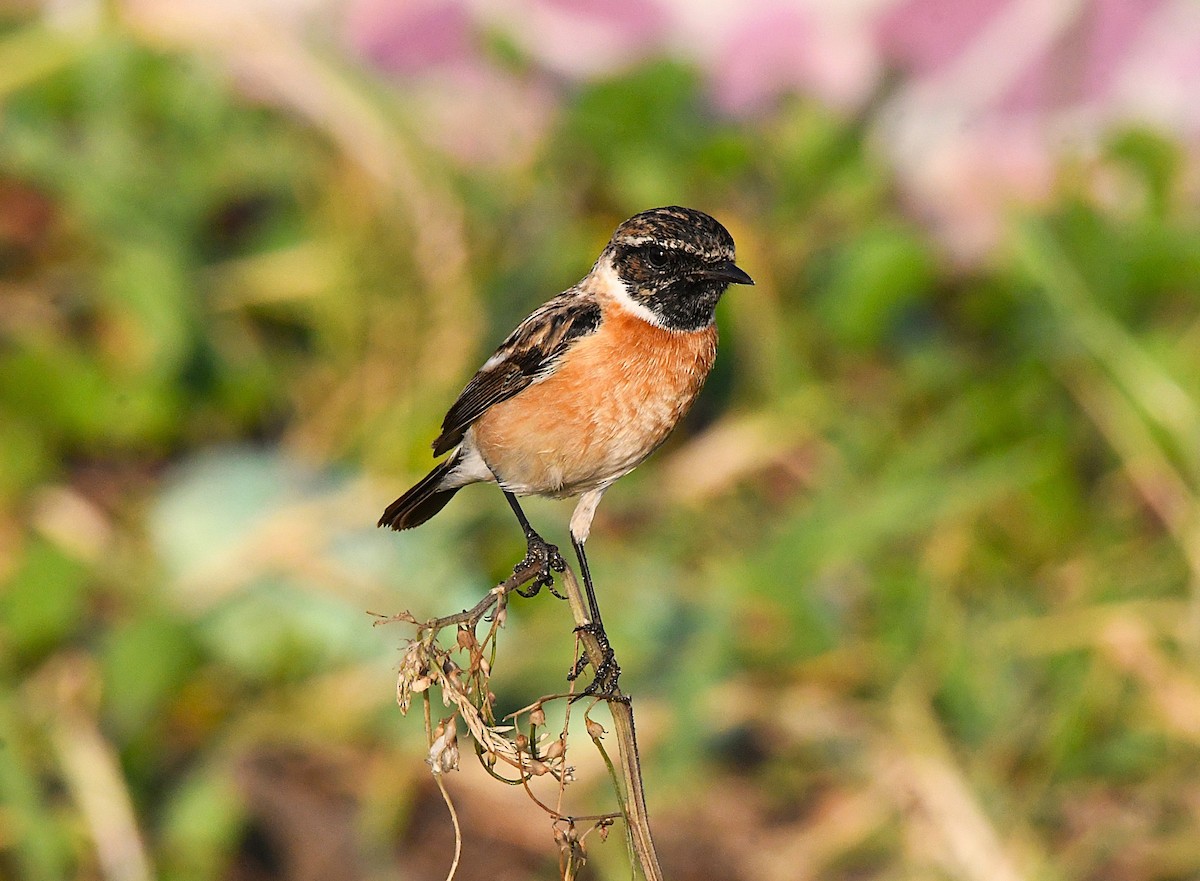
600 206 754 331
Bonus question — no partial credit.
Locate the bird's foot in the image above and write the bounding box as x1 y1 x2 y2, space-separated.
513 531 568 598
569 622 625 701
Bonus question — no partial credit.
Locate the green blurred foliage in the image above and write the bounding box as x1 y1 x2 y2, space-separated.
2 12 1200 881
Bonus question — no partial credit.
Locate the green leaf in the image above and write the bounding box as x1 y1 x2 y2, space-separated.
1 539 87 659
816 225 936 348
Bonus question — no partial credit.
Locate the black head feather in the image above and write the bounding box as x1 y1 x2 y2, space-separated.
603 206 753 331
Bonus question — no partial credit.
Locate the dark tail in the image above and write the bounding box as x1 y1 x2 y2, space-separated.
378 453 461 530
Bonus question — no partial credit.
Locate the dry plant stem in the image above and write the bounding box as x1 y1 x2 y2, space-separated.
559 567 664 881
586 716 639 875
374 559 546 634
511 739 620 824
424 693 462 881
381 555 662 879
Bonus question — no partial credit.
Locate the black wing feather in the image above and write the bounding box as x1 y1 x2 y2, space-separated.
432 290 601 456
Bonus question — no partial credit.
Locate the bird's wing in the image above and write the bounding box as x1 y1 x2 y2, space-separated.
432 289 602 456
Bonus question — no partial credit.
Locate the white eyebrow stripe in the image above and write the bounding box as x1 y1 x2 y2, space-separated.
616 237 700 255
615 236 734 260
618 235 667 247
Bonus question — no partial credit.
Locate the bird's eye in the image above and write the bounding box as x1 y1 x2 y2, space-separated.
645 247 669 270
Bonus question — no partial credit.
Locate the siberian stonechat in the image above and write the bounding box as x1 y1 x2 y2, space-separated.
379 206 753 689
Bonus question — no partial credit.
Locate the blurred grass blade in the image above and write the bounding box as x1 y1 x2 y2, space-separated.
888 681 1037 881
1013 218 1200 473
0 691 73 881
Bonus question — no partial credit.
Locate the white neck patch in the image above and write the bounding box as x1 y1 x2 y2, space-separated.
588 255 669 330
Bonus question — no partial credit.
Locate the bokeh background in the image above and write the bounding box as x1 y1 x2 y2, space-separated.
4 0 1200 879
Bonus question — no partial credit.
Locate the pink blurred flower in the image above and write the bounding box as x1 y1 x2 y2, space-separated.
402 66 558 168
997 0 1164 115
1112 1 1200 132
346 0 474 75
877 0 1009 77
337 0 1200 256
710 5 878 112
487 0 672 77
341 0 557 170
887 119 1058 261
872 0 1200 257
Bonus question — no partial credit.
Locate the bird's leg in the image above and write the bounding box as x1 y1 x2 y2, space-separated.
560 489 621 696
504 491 567 597
572 534 604 632
567 535 622 697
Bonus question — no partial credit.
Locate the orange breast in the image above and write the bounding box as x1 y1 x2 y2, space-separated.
471 306 717 497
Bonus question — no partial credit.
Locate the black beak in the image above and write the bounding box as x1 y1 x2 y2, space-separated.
696 260 754 286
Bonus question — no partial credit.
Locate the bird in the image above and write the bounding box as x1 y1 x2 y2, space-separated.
379 206 753 692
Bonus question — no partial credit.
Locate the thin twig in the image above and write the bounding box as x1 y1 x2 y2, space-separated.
432 775 463 881
376 560 545 636
425 696 463 881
